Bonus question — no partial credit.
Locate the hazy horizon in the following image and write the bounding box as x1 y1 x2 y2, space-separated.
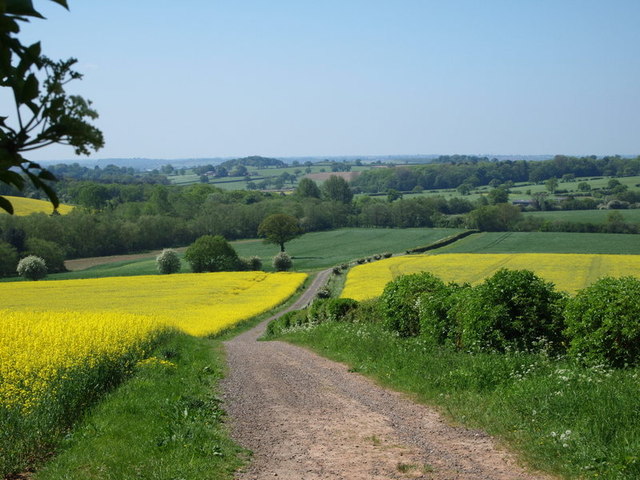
15 1 640 162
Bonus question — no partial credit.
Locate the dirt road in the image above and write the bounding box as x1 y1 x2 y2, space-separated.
221 271 552 480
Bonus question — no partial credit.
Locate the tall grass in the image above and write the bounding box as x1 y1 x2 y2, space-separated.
278 322 640 479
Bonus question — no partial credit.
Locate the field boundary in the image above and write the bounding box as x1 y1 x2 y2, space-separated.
406 229 480 254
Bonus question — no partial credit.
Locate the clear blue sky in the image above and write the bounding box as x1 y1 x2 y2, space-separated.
16 0 640 161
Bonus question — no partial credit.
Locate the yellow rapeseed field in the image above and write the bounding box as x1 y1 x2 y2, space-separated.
341 253 640 301
0 271 305 421
0 195 74 215
1 271 306 336
0 310 163 413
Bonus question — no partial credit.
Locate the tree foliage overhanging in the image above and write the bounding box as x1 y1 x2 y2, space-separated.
0 0 103 214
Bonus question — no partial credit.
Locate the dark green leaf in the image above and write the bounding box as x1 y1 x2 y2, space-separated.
38 180 59 208
5 0 44 18
49 0 69 9
37 169 57 181
22 72 39 101
0 195 14 214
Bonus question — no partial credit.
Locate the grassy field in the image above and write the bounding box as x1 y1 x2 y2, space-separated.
232 228 464 271
0 228 463 282
383 175 640 203
523 209 640 224
167 163 370 188
438 231 640 255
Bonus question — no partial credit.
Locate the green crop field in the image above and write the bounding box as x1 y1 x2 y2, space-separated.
0 228 465 282
438 231 640 255
523 209 640 224
233 227 464 271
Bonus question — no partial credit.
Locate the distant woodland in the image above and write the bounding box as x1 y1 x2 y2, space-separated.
1 155 639 275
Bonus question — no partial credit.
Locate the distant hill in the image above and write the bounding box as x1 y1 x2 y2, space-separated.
219 156 287 169
37 154 562 171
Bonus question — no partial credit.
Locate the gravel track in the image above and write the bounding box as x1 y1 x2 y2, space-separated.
221 270 553 480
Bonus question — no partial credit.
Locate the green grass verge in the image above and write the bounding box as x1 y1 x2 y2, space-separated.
275 321 640 479
33 332 245 480
437 231 640 255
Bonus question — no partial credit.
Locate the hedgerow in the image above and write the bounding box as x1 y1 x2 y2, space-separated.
565 276 640 367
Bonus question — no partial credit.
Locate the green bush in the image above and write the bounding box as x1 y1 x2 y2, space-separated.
565 276 640 367
156 248 181 274
316 287 331 299
245 256 262 271
380 272 447 337
349 298 382 323
418 282 466 346
16 255 47 280
266 310 308 336
25 238 66 273
0 241 18 277
184 235 240 273
453 269 566 352
272 252 292 272
319 298 360 322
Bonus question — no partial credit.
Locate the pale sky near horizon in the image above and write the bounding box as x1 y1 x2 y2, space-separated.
12 1 640 161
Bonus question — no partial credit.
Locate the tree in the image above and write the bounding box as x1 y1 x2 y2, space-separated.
184 235 240 273
0 0 104 214
257 213 302 252
25 237 65 272
577 182 591 192
456 183 471 195
156 248 181 274
0 240 19 276
487 187 508 205
16 254 47 280
386 189 402 202
545 177 559 194
322 175 353 203
296 177 321 198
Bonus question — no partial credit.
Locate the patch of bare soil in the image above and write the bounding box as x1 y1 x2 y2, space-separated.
63 248 187 271
221 272 554 480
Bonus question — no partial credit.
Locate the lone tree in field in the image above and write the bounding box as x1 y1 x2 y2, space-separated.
0 0 104 214
257 214 302 252
184 235 240 273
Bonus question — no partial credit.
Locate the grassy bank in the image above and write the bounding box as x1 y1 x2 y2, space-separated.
274 321 640 479
33 332 244 480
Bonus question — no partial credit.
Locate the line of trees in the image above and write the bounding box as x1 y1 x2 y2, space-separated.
351 155 640 194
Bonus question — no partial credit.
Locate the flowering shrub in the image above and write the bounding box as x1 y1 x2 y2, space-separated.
273 252 292 271
156 248 181 274
16 255 47 280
